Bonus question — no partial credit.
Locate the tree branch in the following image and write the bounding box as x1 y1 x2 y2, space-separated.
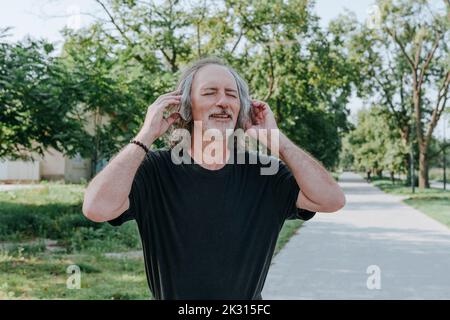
385 28 416 72
418 32 442 88
231 29 244 54
263 44 275 101
94 0 147 66
425 71 450 145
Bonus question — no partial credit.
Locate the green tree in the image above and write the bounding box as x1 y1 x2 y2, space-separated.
61 27 165 177
0 31 88 160
62 0 358 170
378 0 449 188
336 0 449 188
345 105 409 180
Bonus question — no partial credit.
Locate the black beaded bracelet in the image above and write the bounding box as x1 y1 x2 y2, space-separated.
130 139 149 154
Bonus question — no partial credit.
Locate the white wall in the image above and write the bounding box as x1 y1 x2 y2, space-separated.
0 159 40 181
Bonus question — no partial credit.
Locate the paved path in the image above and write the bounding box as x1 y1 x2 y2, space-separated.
430 180 448 190
0 184 41 192
262 171 450 299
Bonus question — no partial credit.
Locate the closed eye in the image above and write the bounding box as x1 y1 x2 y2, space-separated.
202 92 237 98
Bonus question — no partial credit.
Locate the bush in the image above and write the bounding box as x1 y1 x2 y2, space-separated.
0 185 141 253
68 223 141 253
2 242 47 257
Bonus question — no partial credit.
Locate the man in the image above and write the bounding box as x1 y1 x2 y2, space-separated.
82 57 346 300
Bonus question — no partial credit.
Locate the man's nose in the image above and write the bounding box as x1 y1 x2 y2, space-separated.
216 93 231 109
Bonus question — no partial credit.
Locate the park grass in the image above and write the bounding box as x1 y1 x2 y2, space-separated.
0 251 149 299
0 181 310 299
274 220 303 255
429 167 450 183
0 183 148 299
366 175 450 229
0 184 141 251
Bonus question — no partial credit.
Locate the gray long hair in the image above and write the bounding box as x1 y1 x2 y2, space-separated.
167 57 252 147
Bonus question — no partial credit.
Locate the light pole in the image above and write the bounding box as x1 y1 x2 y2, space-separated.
410 108 415 193
410 139 415 193
443 114 447 190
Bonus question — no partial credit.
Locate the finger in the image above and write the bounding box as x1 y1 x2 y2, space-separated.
253 100 269 109
161 89 182 97
252 102 270 120
161 89 180 96
160 95 182 102
250 104 258 124
253 110 266 123
254 103 266 110
251 100 264 107
155 92 181 103
252 104 265 118
157 97 181 110
165 112 181 127
251 104 266 116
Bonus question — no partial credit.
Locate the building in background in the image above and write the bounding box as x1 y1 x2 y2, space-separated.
0 110 110 184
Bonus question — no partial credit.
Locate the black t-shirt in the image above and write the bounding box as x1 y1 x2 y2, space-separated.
108 148 316 300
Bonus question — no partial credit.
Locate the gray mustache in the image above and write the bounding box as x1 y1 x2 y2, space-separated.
210 112 232 117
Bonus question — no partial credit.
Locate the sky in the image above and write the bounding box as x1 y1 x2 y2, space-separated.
0 0 446 136
0 0 377 41
0 0 97 43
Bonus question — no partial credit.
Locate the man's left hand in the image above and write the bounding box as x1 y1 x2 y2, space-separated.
245 100 280 150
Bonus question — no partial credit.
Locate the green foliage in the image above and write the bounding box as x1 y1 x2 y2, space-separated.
0 35 89 160
55 0 356 171
1 0 365 172
344 105 409 174
338 0 449 186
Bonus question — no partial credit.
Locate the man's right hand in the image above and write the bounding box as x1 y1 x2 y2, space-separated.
136 89 182 145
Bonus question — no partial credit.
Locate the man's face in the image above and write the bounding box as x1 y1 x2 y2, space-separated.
190 64 240 135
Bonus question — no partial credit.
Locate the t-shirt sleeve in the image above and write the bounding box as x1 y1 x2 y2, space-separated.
271 159 316 222
107 152 151 227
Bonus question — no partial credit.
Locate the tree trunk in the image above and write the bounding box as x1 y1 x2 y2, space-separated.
418 149 430 188
366 170 371 182
376 169 383 178
90 107 100 179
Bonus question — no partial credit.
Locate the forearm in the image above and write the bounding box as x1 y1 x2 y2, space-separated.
82 130 155 221
277 132 345 209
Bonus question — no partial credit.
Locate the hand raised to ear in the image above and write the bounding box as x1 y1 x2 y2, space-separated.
244 100 280 150
138 90 182 145
245 99 278 131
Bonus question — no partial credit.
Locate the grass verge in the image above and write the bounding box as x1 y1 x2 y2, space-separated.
364 175 450 229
